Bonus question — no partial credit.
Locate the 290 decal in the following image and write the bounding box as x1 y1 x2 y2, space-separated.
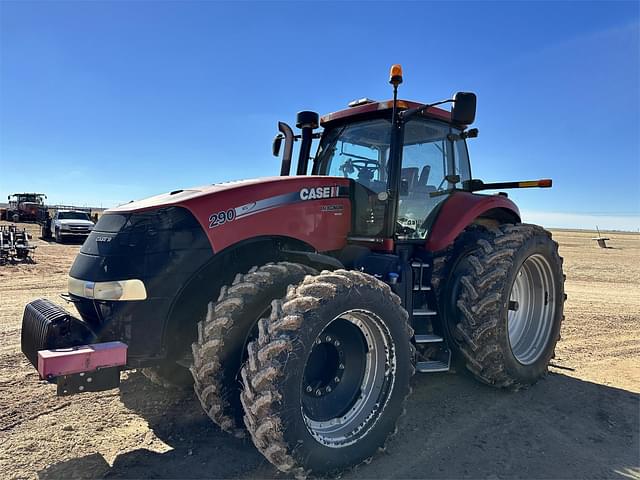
209 209 236 228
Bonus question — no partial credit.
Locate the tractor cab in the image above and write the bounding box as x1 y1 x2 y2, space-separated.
313 104 472 240
274 65 478 244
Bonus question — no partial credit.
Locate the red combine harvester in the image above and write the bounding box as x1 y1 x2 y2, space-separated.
6 193 46 222
21 66 564 476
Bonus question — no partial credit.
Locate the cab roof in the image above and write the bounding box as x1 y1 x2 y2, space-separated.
320 99 452 127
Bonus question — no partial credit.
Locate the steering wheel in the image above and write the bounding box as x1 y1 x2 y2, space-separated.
340 158 380 177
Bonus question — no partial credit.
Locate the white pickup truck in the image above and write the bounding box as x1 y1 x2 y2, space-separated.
51 210 95 243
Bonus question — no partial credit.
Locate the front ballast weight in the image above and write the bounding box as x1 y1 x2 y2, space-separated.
21 298 127 395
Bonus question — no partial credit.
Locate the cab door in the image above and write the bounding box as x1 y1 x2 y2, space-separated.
397 119 470 239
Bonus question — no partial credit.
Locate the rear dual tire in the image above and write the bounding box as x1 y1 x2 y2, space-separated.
447 223 565 388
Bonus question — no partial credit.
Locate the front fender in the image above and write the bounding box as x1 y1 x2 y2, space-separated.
425 192 520 251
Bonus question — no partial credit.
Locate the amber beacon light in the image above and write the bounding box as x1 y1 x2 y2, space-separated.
389 64 403 86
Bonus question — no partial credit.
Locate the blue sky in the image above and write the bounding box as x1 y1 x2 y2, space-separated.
1 1 638 230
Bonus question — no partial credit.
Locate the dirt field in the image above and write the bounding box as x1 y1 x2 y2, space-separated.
0 223 638 479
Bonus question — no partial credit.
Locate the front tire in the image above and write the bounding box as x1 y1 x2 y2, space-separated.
190 262 315 437
451 223 565 388
240 270 414 477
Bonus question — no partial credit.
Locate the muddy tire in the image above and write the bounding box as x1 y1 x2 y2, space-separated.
450 223 565 388
240 270 414 477
142 361 193 390
190 262 316 438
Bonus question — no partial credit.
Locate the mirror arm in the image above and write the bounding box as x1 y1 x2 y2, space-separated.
400 98 454 122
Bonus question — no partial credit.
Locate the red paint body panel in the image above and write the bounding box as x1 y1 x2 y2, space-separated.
321 99 451 126
37 341 127 378
109 176 352 253
426 192 520 252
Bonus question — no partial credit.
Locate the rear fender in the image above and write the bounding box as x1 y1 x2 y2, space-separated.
425 192 520 252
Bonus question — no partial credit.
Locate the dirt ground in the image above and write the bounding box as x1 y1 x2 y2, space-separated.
0 223 638 480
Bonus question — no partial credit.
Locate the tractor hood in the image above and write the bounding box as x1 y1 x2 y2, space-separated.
108 177 293 213
104 175 352 255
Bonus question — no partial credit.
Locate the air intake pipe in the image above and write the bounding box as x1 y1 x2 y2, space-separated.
296 111 319 176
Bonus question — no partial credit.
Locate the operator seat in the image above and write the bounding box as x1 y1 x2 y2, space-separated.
413 165 436 196
417 165 431 190
400 167 419 191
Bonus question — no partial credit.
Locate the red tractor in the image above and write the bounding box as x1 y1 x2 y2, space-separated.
21 66 564 476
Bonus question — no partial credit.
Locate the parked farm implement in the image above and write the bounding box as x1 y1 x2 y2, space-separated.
20 65 565 476
0 225 36 264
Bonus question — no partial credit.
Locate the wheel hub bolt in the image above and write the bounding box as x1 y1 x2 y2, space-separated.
339 363 345 370
326 386 332 393
334 377 340 383
306 385 312 393
315 389 322 396
326 335 332 342
334 340 341 347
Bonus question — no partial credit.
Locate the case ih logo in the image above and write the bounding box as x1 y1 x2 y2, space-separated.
299 186 340 201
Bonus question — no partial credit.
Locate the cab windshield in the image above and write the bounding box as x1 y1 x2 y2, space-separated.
315 118 391 193
315 118 392 237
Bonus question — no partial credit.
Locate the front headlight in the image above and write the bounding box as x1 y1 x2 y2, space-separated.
68 277 147 301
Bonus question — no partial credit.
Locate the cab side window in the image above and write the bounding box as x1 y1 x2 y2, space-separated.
453 139 471 186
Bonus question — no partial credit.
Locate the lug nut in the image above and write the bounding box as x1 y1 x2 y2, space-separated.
315 389 322 397
326 386 332 393
339 363 345 370
334 340 341 347
326 335 332 342
306 385 313 393
334 377 340 383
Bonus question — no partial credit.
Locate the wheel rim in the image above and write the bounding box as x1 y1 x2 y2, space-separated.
301 309 395 448
508 254 556 365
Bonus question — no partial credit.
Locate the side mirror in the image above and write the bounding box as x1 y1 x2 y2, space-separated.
272 134 283 157
451 92 476 125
